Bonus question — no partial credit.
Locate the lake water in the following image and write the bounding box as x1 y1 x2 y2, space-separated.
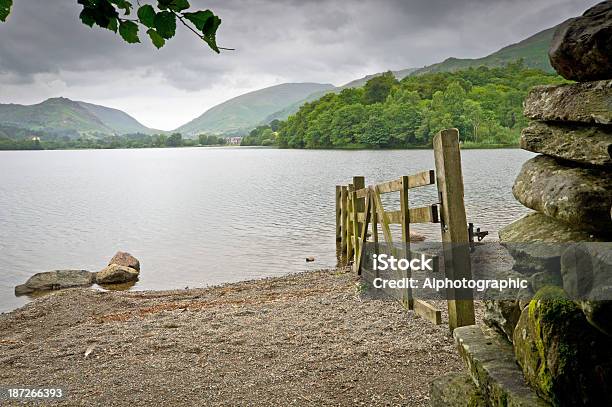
0 147 534 312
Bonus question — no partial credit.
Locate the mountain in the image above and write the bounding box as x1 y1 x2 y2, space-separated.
411 24 562 76
77 101 155 135
175 83 335 136
0 97 154 139
262 24 562 126
263 68 418 123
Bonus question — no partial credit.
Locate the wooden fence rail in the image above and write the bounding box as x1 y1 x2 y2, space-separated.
334 129 475 331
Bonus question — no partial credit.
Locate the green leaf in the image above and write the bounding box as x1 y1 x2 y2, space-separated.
202 14 221 37
119 20 140 43
0 0 12 22
158 0 189 12
79 9 96 27
107 17 118 33
182 10 213 31
137 5 156 28
203 15 221 53
110 0 132 15
169 0 189 12
157 0 173 9
147 28 166 49
154 11 176 39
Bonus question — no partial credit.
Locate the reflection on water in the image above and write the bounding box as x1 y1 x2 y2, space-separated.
0 147 534 312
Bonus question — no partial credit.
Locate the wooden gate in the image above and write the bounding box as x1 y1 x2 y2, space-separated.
335 129 475 331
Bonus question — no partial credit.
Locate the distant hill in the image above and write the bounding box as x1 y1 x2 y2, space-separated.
263 68 418 123
262 24 562 127
0 97 154 139
174 83 335 136
77 101 156 135
411 24 563 75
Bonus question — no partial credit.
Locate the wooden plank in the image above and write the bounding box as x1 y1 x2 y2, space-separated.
335 186 342 242
340 186 348 253
355 189 371 274
346 184 354 260
433 128 475 331
413 299 442 325
374 170 434 195
399 176 413 309
372 186 393 244
376 178 402 194
355 188 368 199
371 193 379 245
353 177 365 266
360 207 437 224
407 170 436 189
351 188 359 266
409 205 440 224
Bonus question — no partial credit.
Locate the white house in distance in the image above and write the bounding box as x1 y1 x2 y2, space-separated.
228 137 242 145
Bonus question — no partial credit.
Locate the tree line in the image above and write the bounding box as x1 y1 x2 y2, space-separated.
250 61 567 149
0 131 227 150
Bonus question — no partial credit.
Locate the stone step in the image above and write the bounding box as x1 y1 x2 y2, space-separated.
523 80 612 125
520 121 612 167
429 372 486 407
513 155 612 235
454 325 550 407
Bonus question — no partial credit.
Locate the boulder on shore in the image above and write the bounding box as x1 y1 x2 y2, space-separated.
513 286 612 406
108 251 140 271
499 213 599 275
96 264 139 284
561 242 612 337
499 212 599 243
15 270 95 295
523 81 612 125
520 121 612 167
513 155 612 234
548 1 612 81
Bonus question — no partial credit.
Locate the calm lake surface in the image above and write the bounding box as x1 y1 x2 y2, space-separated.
0 147 534 312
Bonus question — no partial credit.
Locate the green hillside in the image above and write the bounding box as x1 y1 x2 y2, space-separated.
264 68 419 123
0 97 154 139
0 97 112 138
77 101 155 135
411 24 562 75
261 23 561 127
175 83 335 136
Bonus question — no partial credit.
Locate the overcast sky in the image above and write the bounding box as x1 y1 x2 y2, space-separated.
0 0 599 130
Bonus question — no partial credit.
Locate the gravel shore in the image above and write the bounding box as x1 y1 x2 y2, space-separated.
0 268 482 406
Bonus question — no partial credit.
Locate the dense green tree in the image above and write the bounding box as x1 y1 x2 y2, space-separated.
275 63 567 149
363 71 398 104
166 132 183 147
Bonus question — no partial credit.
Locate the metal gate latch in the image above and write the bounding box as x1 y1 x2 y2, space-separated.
468 222 488 243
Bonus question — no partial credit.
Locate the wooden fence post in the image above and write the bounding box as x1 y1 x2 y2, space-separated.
335 185 342 242
433 128 475 331
400 176 414 310
352 176 365 266
340 186 348 256
346 183 354 260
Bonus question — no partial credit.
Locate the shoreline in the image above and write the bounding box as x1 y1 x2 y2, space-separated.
0 268 483 406
0 144 520 152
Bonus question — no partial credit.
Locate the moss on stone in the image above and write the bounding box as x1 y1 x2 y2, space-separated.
515 286 612 406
